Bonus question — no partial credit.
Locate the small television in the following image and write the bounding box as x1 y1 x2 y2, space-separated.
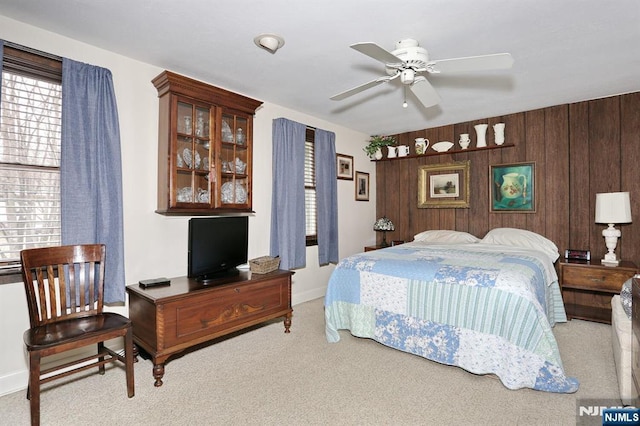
188 216 248 282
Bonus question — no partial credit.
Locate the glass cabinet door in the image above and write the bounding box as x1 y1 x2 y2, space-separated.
174 100 211 207
218 113 250 207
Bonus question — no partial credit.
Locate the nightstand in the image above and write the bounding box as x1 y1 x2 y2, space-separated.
559 260 637 323
364 245 384 252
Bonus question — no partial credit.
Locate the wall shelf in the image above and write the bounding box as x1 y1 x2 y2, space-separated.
372 143 514 162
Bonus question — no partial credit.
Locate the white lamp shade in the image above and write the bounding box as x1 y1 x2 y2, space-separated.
595 192 632 224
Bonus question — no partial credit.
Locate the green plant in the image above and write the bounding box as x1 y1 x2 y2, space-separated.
363 135 396 157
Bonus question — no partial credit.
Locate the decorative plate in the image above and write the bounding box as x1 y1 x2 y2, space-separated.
432 141 454 152
193 150 201 169
220 181 247 204
182 148 192 168
222 121 233 142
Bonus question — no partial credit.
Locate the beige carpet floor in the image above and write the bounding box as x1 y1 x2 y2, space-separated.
0 297 620 425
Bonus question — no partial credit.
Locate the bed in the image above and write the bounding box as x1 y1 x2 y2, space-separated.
324 229 579 393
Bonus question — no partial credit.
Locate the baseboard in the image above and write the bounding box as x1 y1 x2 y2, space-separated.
0 338 125 397
292 287 325 306
0 369 28 397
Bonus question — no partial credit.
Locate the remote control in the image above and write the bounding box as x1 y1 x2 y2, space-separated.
139 277 171 288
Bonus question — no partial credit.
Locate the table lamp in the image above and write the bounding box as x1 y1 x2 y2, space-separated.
373 217 395 247
595 191 632 266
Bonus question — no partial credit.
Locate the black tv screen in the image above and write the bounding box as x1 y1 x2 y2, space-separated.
188 216 248 282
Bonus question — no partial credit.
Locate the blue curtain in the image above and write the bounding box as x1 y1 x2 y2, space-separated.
61 58 126 304
270 118 307 269
315 129 339 264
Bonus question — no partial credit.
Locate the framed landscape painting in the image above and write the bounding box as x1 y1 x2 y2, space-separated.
490 162 535 212
417 161 470 208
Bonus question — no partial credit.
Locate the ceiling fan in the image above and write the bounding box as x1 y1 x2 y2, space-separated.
330 39 514 108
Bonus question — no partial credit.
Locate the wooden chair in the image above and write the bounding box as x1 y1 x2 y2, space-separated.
20 244 135 426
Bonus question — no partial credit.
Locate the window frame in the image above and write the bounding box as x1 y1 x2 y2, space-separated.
0 43 63 282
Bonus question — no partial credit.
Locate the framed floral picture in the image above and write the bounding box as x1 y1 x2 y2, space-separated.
355 171 369 201
336 153 354 180
418 161 470 208
490 162 535 212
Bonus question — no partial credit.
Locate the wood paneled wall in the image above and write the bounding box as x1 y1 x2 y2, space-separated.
376 92 640 265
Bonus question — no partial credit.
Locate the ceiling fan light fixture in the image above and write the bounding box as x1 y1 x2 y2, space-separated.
254 33 285 54
400 69 415 84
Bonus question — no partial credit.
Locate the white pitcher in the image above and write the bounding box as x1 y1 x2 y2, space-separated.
387 146 397 158
398 145 410 157
414 138 429 155
493 123 505 145
474 124 488 148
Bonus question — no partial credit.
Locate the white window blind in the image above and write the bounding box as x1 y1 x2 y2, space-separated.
304 128 317 241
0 70 62 268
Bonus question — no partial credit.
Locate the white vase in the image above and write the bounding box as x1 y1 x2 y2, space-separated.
387 146 397 158
493 123 505 145
459 133 470 150
374 148 383 160
474 124 488 148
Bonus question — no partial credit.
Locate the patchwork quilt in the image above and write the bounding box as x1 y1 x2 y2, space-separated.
324 242 579 393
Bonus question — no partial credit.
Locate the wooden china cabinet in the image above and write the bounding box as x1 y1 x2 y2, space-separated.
152 71 262 215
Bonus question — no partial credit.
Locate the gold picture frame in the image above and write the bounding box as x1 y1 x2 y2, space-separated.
418 161 470 208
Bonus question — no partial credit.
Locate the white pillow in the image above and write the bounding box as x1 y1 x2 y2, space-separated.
413 230 480 244
480 228 560 262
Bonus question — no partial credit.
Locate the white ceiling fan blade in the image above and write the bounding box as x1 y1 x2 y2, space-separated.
330 76 393 101
428 53 514 74
350 42 403 65
409 77 441 108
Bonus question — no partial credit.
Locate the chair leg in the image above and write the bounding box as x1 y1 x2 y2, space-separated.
98 341 106 375
28 351 41 426
124 327 135 398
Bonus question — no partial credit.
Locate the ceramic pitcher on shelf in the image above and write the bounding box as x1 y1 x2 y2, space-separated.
474 124 488 148
387 146 398 158
414 138 429 155
398 145 410 157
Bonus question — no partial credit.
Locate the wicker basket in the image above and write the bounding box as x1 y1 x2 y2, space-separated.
249 256 280 274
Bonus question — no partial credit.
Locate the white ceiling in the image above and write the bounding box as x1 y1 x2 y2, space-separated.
1 0 639 136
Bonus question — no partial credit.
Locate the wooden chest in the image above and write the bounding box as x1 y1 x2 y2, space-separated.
127 269 293 386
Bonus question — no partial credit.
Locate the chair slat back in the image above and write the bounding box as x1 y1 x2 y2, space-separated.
21 244 106 327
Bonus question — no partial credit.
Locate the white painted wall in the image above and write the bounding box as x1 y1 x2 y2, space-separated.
0 16 376 396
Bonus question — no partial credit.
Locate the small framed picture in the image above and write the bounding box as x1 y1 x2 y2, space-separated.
355 171 369 201
489 162 536 212
336 153 354 180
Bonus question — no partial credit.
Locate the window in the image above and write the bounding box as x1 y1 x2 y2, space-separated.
0 45 62 273
304 127 317 246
